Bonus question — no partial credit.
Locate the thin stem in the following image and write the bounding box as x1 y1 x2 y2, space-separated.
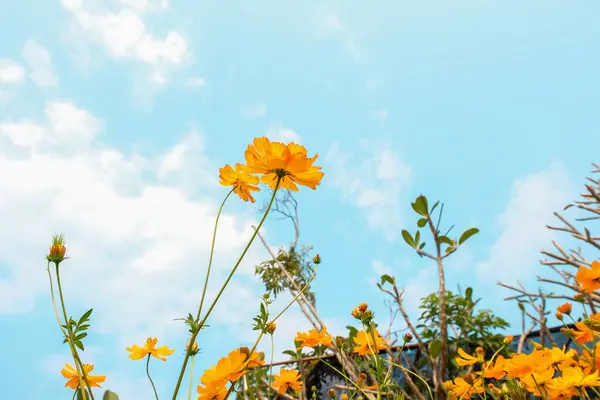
385 360 434 400
55 264 95 400
172 178 282 399
146 354 160 400
197 189 234 320
187 356 195 400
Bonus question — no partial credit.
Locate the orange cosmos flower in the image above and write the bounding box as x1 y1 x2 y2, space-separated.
126 337 175 361
244 137 324 191
572 321 598 343
557 303 572 315
196 382 228 400
295 328 332 349
60 363 106 389
576 260 600 293
271 368 303 395
219 163 260 203
353 328 387 355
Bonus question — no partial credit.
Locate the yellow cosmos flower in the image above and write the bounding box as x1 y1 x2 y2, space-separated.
455 347 484 366
196 382 227 400
60 363 106 389
295 327 332 349
271 368 303 395
244 137 324 191
219 163 260 203
126 337 175 361
352 328 387 355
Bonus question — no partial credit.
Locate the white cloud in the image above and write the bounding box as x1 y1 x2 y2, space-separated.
61 0 189 83
0 100 271 353
369 259 394 286
184 77 205 88
326 141 412 241
22 40 59 88
266 125 301 143
118 0 169 12
0 59 25 84
316 10 361 61
242 104 267 118
476 162 574 284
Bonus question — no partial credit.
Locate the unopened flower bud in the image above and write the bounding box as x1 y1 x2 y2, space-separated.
463 373 475 385
351 308 361 319
239 346 251 356
47 234 67 265
313 254 321 264
584 318 600 332
403 333 413 342
357 372 367 386
265 321 276 334
575 293 585 302
358 303 368 313
556 311 564 321
335 336 344 347
311 386 317 393
328 388 337 398
340 394 349 400
185 339 199 356
503 335 513 344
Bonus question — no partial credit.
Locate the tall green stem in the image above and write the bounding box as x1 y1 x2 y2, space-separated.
172 179 281 399
55 265 95 400
197 189 234 320
146 354 160 400
187 356 195 400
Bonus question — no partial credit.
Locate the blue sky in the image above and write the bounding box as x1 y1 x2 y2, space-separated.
1 0 600 398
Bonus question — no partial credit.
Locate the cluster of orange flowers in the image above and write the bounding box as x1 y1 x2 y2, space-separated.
219 137 324 202
448 260 600 400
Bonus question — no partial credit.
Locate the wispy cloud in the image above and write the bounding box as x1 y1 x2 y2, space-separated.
476 162 574 285
0 59 25 84
326 140 412 241
22 40 59 88
184 76 205 88
61 0 189 84
242 103 268 118
266 125 301 143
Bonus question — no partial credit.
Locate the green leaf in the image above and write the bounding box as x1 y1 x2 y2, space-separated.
411 195 429 216
74 340 85 351
74 332 88 341
429 339 443 358
417 218 428 228
419 242 426 250
401 230 415 247
380 274 395 286
415 230 421 245
103 390 120 400
458 228 479 246
283 350 298 358
430 201 440 214
465 287 473 301
438 235 454 246
78 308 93 325
518 302 525 311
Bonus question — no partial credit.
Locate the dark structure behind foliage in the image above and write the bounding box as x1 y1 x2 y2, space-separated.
267 325 576 399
